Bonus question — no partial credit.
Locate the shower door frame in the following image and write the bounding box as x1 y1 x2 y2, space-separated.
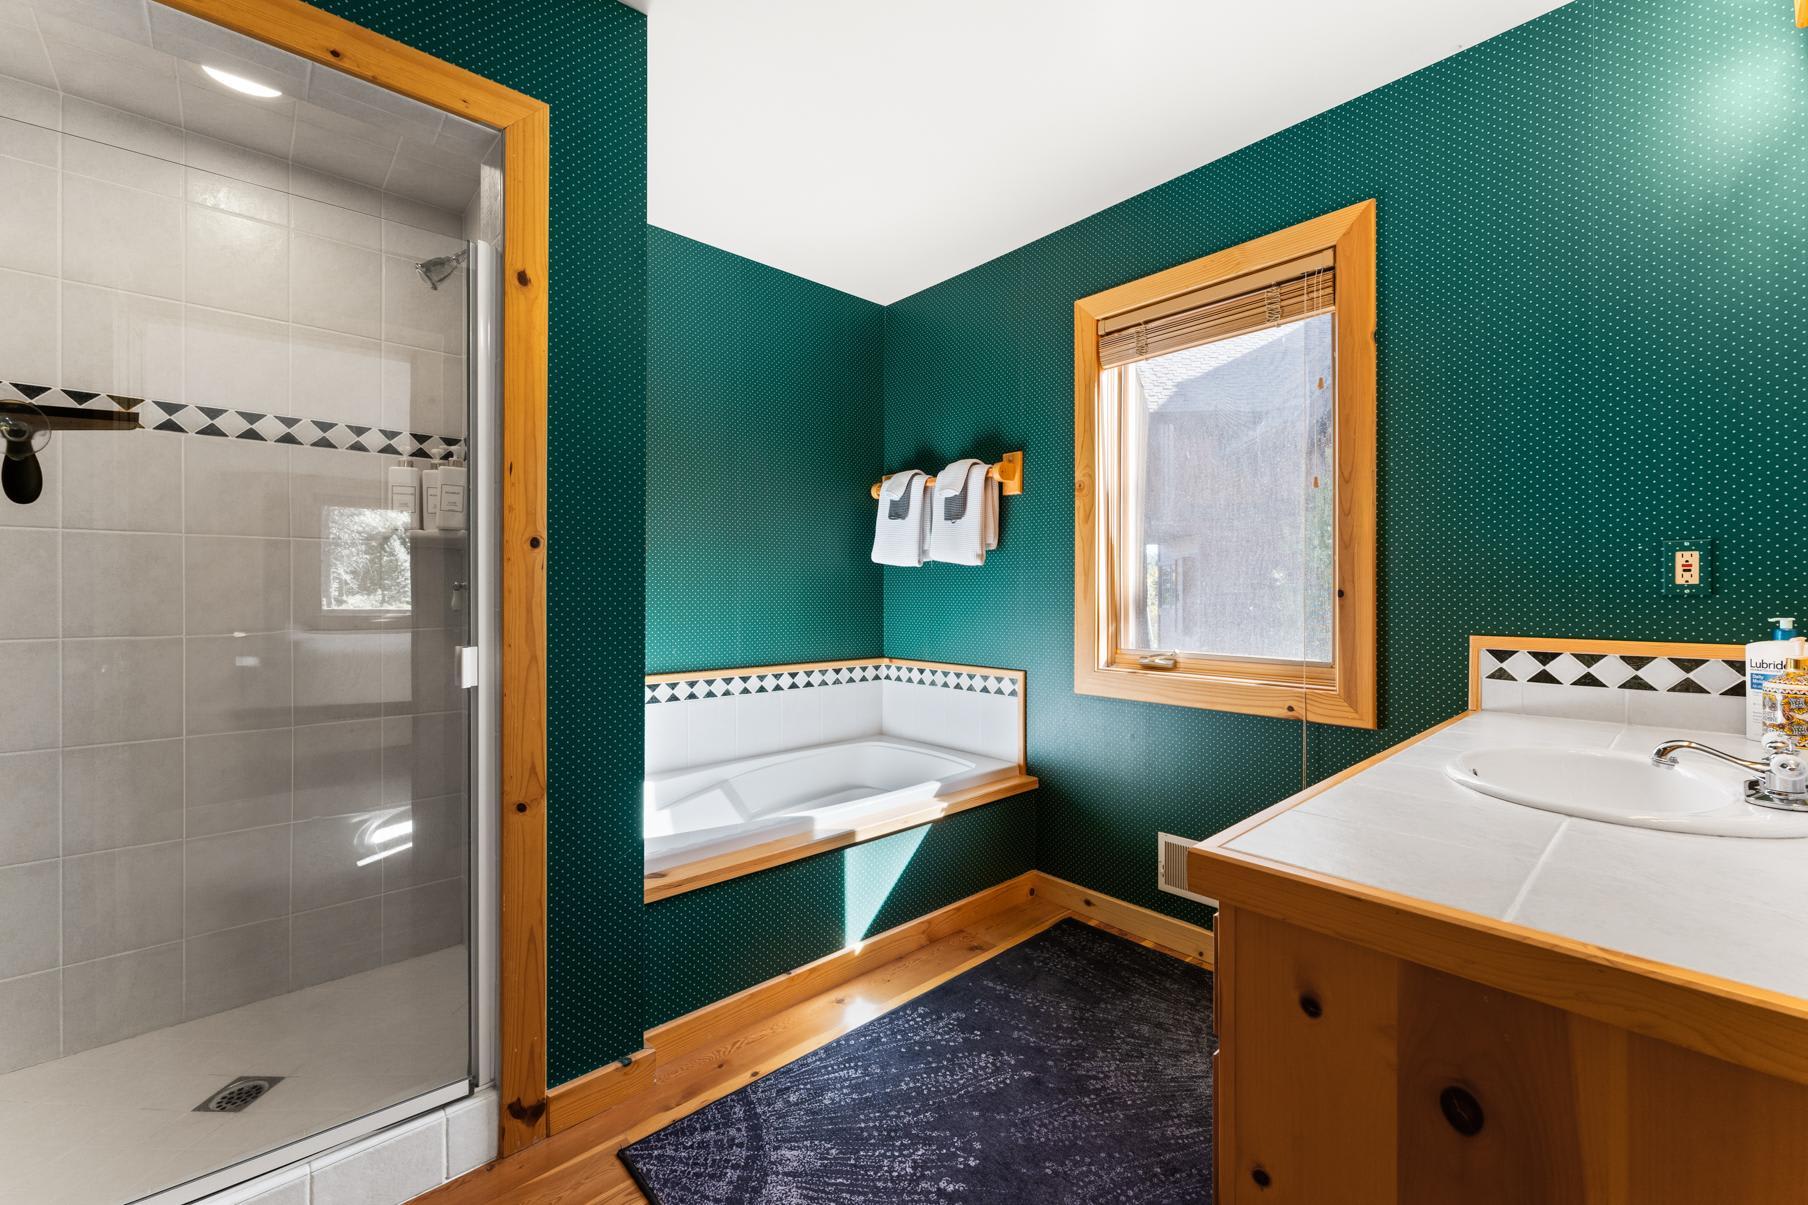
155 0 555 1159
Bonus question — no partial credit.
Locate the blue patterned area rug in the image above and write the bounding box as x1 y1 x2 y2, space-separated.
619 918 1213 1204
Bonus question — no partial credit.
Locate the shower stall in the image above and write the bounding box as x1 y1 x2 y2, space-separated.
0 1 500 1200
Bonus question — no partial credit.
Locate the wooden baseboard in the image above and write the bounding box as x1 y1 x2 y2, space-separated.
546 871 1038 1134
436 869 1215 1201
545 1048 653 1134
1030 872 1215 966
545 869 1212 1135
647 870 1037 1058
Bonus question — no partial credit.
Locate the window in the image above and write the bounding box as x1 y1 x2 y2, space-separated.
322 504 413 613
1074 201 1377 727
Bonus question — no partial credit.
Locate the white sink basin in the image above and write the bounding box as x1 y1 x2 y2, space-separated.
1445 746 1808 838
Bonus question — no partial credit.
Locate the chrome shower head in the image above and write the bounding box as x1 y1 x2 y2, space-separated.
415 249 469 291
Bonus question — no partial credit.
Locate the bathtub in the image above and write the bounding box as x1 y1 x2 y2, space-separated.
643 737 1019 874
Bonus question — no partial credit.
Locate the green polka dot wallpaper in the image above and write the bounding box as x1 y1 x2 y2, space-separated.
883 0 1808 927
309 0 649 1085
646 227 885 674
643 795 1037 1028
313 0 1808 1095
643 231 1048 1023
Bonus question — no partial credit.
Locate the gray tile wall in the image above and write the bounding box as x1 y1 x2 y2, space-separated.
0 50 477 1080
0 430 471 1075
0 93 469 437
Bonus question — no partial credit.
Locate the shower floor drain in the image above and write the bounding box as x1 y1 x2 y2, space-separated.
194 1076 285 1113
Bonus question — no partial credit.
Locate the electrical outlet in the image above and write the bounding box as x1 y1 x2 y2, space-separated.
1663 537 1713 596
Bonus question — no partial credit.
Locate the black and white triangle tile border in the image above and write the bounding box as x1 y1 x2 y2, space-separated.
1 380 464 462
1481 648 1745 696
881 662 1020 696
644 662 1021 705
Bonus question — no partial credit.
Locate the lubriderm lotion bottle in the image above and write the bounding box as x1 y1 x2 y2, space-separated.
1747 618 1798 740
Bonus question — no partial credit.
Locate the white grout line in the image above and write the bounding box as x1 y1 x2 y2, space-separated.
179 429 191 1020
1500 817 1570 926
50 99 66 1053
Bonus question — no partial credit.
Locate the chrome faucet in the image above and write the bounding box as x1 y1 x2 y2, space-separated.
1651 733 1808 812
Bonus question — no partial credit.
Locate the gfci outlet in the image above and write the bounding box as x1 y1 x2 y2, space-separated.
1663 537 1714 596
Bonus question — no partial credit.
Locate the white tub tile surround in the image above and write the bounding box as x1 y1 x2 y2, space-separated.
644 660 1026 775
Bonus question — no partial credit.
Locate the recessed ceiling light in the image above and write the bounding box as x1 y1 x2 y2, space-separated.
202 65 282 98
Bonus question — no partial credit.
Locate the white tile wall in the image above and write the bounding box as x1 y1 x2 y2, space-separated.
183 1086 499 1205
0 432 471 1075
642 668 1025 776
881 680 1021 765
1626 688 1743 734
0 107 469 439
0 14 495 1198
308 1113 447 1205
645 681 887 774
822 680 884 743
442 1089 497 1179
643 700 687 775
1479 647 1746 735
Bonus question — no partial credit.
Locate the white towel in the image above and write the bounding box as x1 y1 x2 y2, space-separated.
871 469 931 566
926 458 998 566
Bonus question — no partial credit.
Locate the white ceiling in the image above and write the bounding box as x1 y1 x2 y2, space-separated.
647 0 1571 303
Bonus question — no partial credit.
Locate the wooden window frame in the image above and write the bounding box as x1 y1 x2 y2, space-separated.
1073 200 1378 728
160 0 552 1156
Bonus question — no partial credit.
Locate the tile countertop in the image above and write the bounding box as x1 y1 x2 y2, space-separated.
1215 710 1808 1002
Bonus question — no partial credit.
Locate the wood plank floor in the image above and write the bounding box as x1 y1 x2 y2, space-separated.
424 898 1205 1205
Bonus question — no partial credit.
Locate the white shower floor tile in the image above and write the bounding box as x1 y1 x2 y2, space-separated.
0 946 468 1205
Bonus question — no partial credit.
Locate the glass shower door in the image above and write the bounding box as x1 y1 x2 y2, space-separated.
0 0 492 1199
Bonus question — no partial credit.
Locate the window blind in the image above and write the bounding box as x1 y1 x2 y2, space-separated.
1097 251 1334 369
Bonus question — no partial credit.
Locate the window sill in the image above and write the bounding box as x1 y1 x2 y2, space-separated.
1075 661 1376 728
642 772 1040 904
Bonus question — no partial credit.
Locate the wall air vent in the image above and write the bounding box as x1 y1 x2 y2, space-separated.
1157 832 1217 907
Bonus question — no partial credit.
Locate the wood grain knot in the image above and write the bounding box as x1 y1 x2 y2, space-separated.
505 1097 547 1125
1439 1085 1484 1136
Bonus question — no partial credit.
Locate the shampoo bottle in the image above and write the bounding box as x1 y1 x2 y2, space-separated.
421 467 442 532
435 463 467 532
1747 618 1798 741
386 463 422 530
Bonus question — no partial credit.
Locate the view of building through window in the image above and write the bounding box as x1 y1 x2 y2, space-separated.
1117 312 1334 664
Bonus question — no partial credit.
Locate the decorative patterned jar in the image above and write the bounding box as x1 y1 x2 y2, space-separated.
1762 658 1808 752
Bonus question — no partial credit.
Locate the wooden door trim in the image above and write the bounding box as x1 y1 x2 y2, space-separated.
156 0 553 1157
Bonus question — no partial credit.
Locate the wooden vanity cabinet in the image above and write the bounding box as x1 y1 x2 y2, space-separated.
1210 903 1808 1204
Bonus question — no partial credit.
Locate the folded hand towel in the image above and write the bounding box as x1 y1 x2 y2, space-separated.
871 469 931 566
927 458 998 565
